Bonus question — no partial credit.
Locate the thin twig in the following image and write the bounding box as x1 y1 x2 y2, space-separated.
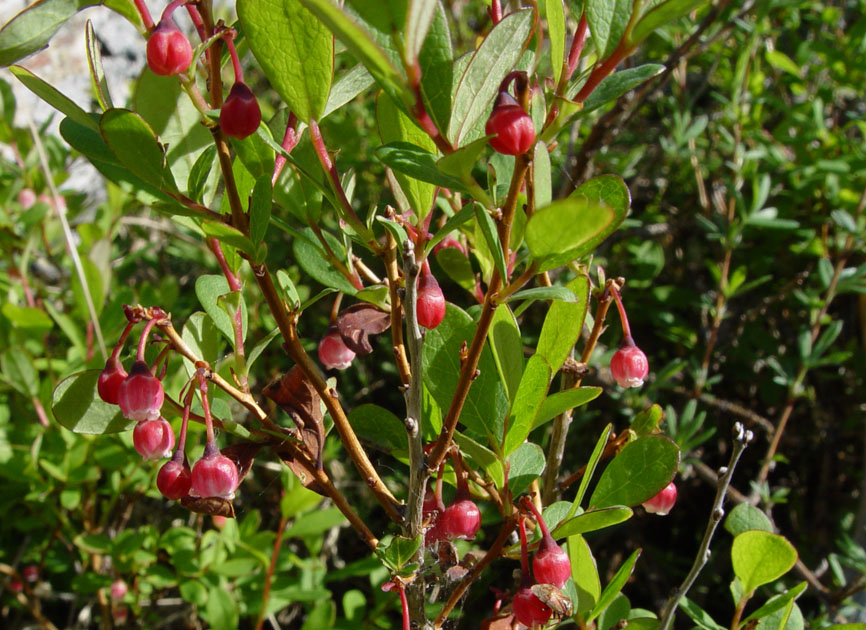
658 422 753 630
401 241 429 626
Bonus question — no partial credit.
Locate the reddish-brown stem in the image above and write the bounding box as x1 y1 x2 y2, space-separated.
575 41 635 103
489 0 503 24
184 4 207 49
398 584 411 630
31 397 49 427
222 33 244 84
255 515 288 630
133 0 154 31
197 370 216 447
272 113 299 185
566 13 589 80
206 237 241 291
610 285 632 340
383 229 411 385
136 319 158 361
308 120 365 230
433 516 518 628
427 154 532 471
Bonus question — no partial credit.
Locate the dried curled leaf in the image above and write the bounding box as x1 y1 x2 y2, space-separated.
263 366 325 468
336 303 391 355
181 496 236 518
220 442 263 484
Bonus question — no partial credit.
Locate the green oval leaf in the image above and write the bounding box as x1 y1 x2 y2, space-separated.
503 354 551 455
536 274 590 373
631 0 710 47
448 9 534 145
552 506 633 538
0 0 96 67
194 275 249 344
582 64 665 114
238 0 333 123
533 386 602 429
52 370 135 434
99 108 178 193
725 503 773 537
375 141 466 191
348 404 406 453
731 530 798 595
589 435 679 509
298 0 412 111
525 199 615 270
10 65 96 131
508 442 545 496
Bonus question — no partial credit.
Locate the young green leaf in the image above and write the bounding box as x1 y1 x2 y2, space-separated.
586 0 631 59
10 65 96 131
586 548 641 622
545 0 566 85
582 64 665 114
536 274 590 373
195 275 249 344
589 435 680 509
249 175 273 245
552 506 633 538
99 108 179 193
508 442 546 496
376 142 466 190
630 0 710 47
488 305 524 403
85 20 112 110
503 354 552 455
418 2 453 134
731 530 798 596
0 0 95 67
238 0 334 124
532 386 602 429
569 534 601 617
448 9 534 146
724 503 773 537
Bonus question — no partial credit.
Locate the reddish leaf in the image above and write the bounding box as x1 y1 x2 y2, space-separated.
263 366 325 468
220 442 263 483
336 303 391 355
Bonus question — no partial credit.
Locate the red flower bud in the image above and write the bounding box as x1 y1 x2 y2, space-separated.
220 82 262 140
643 481 677 515
133 417 175 460
146 18 192 76
441 498 481 540
417 267 446 329
118 361 164 421
18 189 36 209
22 565 38 583
533 538 571 588
610 339 649 388
191 449 239 499
318 326 356 370
485 92 536 156
157 458 192 499
110 579 128 601
513 586 552 627
98 356 128 405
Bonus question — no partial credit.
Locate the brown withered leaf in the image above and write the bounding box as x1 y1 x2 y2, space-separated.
336 303 391 355
220 442 263 484
263 366 324 469
272 444 325 495
181 496 236 518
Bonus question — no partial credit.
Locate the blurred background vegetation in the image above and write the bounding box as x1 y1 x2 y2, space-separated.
1 0 864 628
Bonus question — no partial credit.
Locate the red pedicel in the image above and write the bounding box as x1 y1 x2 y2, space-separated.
118 360 164 421
133 417 175 460
610 338 649 388
485 91 536 156
417 265 446 329
318 326 356 370
146 17 192 76
220 82 262 139
643 481 678 515
191 447 239 499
